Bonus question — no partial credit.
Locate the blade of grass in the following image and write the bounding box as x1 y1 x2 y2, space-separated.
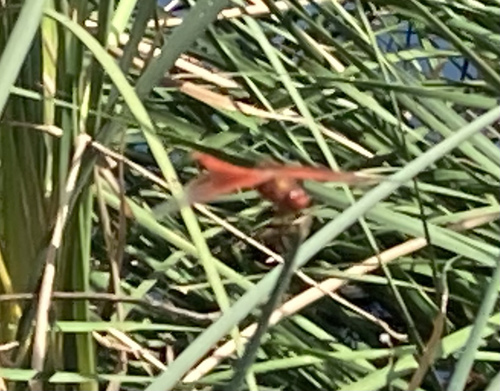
0 0 45 114
446 258 500 391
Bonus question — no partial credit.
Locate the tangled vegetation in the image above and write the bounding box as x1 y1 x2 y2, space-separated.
0 0 499 390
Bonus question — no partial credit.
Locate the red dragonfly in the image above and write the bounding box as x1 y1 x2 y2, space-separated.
185 152 371 212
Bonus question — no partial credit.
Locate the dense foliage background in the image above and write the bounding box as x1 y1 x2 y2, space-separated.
0 0 499 390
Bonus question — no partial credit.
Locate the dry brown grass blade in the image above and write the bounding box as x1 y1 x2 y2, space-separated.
30 134 91 382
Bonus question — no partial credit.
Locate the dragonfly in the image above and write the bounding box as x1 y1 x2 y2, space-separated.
185 152 374 212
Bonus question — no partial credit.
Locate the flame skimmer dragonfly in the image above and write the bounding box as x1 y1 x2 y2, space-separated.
185 152 371 212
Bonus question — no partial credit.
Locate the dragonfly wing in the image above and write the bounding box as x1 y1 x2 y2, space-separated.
193 152 254 176
186 170 275 204
272 166 368 183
